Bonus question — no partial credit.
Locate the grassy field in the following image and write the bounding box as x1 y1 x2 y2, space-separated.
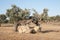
0 23 60 40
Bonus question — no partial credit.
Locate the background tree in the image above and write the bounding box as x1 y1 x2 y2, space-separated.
32 9 41 21
21 8 30 20
6 5 30 31
49 16 56 22
41 8 48 22
6 5 30 23
0 14 7 23
55 15 60 22
0 14 7 27
6 5 22 23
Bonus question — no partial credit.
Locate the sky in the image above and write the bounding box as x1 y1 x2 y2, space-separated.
0 0 60 16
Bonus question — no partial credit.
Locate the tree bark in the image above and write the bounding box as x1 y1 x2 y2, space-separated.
0 23 1 27
14 22 19 32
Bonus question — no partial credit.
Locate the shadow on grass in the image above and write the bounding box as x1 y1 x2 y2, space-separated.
30 30 59 34
41 30 59 33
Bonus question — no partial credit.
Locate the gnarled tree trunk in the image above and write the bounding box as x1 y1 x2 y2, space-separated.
14 21 19 32
0 23 1 27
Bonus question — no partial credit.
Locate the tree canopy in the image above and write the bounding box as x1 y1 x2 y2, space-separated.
0 5 60 23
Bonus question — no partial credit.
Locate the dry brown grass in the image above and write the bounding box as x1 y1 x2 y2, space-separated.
0 23 60 40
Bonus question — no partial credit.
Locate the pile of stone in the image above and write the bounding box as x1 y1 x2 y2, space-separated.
18 22 41 33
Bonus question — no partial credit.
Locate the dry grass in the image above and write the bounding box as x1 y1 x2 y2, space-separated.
0 23 60 40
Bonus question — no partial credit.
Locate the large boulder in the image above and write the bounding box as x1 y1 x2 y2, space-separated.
34 26 39 32
18 25 30 33
18 25 41 33
17 20 41 33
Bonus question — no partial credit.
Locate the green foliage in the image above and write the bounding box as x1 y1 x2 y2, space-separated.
41 8 48 22
6 5 30 23
0 14 7 23
21 8 30 20
1 5 60 23
49 16 56 21
32 9 40 21
55 15 60 21
49 15 60 22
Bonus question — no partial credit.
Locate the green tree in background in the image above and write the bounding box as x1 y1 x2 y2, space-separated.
0 14 7 27
32 9 41 21
6 5 22 23
6 5 30 23
21 8 30 20
49 16 56 22
41 8 48 22
55 15 60 22
0 14 7 23
6 5 30 31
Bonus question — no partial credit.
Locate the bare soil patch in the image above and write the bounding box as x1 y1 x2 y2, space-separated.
0 23 60 40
